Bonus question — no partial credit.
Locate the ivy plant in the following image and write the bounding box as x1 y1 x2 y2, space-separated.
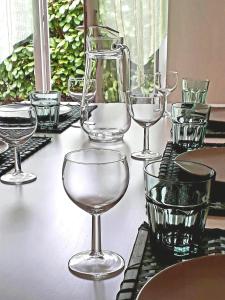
0 0 84 101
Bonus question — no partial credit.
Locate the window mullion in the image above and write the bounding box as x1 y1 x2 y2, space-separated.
32 0 51 92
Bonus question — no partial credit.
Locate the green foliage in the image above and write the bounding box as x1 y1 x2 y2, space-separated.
0 0 84 101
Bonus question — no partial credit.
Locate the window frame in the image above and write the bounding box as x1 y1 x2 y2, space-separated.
32 0 51 92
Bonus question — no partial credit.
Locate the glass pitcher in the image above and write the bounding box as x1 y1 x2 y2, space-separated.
80 26 131 142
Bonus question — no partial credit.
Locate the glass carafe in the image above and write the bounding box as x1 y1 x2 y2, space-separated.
81 26 131 142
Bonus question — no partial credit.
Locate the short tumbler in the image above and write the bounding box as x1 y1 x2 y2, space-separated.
30 91 61 129
171 103 210 150
144 159 215 257
182 78 209 104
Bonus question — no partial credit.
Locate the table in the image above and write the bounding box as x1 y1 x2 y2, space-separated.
0 117 224 300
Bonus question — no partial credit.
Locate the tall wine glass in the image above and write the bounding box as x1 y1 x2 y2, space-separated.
62 148 129 280
155 71 178 117
0 104 37 184
68 77 96 104
127 91 165 161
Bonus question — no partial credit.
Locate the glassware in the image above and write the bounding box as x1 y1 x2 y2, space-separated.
182 78 210 104
30 91 60 129
171 102 210 151
0 104 37 184
127 89 165 160
80 26 131 142
155 71 178 117
144 159 215 257
68 77 96 104
62 148 129 280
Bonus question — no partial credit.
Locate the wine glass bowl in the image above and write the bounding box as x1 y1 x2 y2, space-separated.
155 71 178 117
62 148 129 280
0 104 37 184
127 92 165 160
68 77 96 104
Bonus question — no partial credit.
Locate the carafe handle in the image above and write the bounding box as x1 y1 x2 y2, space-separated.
120 44 131 93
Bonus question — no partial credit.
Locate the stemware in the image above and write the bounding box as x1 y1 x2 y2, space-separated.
0 104 37 184
68 77 96 104
62 148 129 280
127 90 165 161
155 71 178 117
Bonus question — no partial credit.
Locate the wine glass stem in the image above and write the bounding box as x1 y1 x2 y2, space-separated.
143 127 150 152
14 146 22 174
90 214 103 257
165 95 169 113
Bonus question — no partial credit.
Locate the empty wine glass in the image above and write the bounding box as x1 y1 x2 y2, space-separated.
0 104 37 184
127 89 165 161
62 148 129 280
68 77 96 104
155 71 178 117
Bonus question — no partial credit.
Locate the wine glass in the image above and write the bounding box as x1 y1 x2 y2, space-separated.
62 148 129 280
155 71 178 117
0 104 37 184
127 90 165 161
68 77 96 104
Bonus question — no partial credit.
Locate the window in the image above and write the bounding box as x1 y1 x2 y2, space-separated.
0 0 34 101
0 0 85 101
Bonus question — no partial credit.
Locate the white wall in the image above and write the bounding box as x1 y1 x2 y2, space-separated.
167 0 225 104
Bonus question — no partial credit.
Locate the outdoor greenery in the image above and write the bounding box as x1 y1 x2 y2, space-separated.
0 0 84 101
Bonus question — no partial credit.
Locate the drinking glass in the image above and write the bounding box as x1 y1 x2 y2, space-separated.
182 78 210 104
62 148 129 280
30 91 61 129
155 71 178 117
171 103 210 151
127 92 165 160
68 77 96 104
0 104 37 184
144 159 215 257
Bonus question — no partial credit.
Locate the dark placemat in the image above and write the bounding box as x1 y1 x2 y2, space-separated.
206 119 225 137
116 222 225 300
36 105 96 133
0 136 51 176
162 141 225 216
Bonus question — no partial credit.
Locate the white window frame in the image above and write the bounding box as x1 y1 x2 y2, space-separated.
32 0 51 92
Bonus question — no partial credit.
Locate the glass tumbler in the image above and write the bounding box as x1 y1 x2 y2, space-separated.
182 78 210 104
144 159 215 257
171 103 210 151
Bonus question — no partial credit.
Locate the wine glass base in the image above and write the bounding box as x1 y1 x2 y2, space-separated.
1 172 37 185
131 151 162 161
68 250 125 280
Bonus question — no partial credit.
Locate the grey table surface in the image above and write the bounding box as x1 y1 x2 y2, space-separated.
0 116 223 300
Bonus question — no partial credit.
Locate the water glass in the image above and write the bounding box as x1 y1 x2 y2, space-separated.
182 78 209 104
144 159 215 257
30 91 61 129
171 103 210 151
